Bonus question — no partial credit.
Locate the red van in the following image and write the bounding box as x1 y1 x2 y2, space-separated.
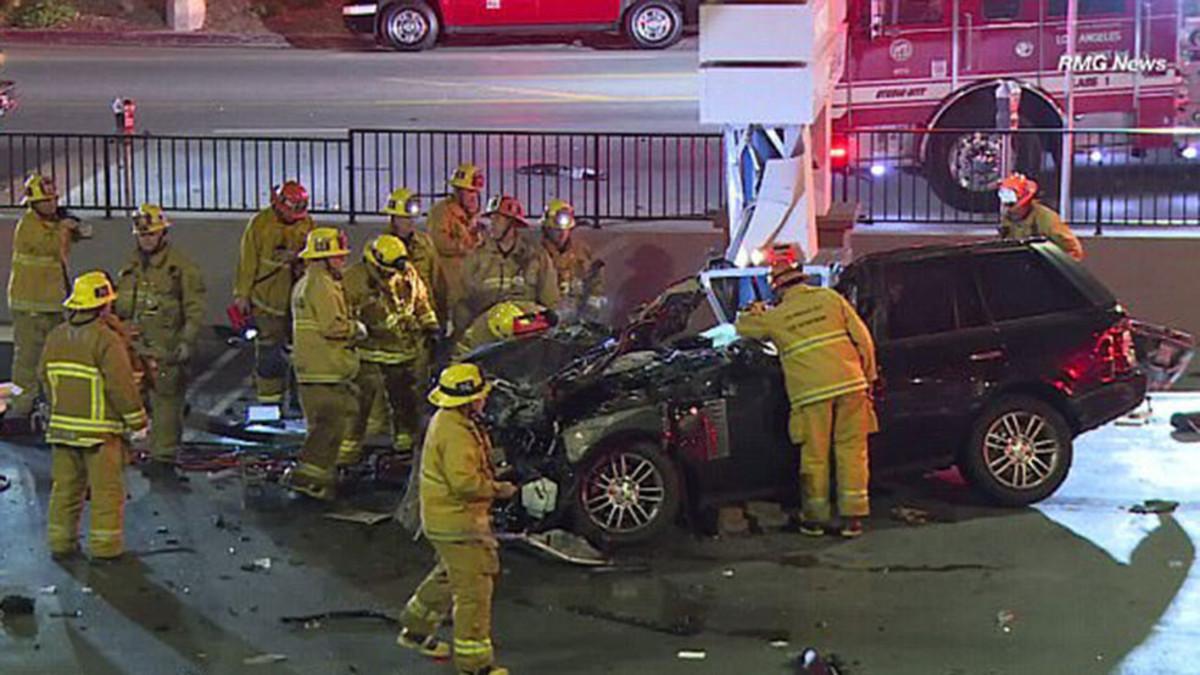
342 0 696 51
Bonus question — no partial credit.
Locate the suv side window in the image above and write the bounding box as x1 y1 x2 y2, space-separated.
974 250 1086 322
884 258 984 340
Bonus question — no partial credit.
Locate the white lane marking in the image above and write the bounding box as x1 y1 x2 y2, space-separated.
207 376 252 417
187 347 241 396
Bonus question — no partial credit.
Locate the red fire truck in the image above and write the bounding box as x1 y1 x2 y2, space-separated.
833 0 1199 211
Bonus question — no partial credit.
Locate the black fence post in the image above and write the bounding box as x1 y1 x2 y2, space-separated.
103 137 113 219
347 130 357 224
592 134 602 228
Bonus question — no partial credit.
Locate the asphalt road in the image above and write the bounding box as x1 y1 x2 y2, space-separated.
2 42 702 135
2 365 1199 674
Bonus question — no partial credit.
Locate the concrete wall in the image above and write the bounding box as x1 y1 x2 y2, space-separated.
0 211 726 330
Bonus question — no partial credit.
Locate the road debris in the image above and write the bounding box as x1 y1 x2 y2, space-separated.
243 653 287 665
241 558 273 573
0 595 35 615
279 609 399 627
676 650 707 660
722 569 735 578
39 585 57 595
794 648 843 674
996 609 1017 633
80 587 94 595
717 505 751 537
890 506 932 526
48 610 82 619
1130 499 1179 515
745 501 790 531
495 530 609 566
770 639 790 649
323 510 391 526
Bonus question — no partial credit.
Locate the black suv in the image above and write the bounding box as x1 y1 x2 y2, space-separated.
471 239 1150 545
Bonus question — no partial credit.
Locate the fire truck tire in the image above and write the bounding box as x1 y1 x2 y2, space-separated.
624 0 684 50
926 107 1050 214
379 0 439 51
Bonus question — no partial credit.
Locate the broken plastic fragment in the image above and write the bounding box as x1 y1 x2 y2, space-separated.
677 650 707 660
1130 499 1179 515
243 653 287 665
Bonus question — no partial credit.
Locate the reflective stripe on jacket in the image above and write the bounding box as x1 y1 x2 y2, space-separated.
343 261 438 365
38 316 148 447
420 407 499 544
735 284 877 410
1000 200 1085 261
291 265 359 384
8 210 70 312
459 236 559 330
234 208 314 317
114 243 207 361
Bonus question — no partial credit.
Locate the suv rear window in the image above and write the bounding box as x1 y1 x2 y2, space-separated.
974 250 1086 322
884 258 985 340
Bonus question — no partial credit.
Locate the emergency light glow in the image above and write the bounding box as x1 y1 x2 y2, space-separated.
1088 149 1104 164
1183 146 1199 160
869 164 886 177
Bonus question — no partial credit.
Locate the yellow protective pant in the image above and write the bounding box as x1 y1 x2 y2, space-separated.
148 359 186 462
295 382 356 488
253 314 288 404
340 360 423 466
790 391 874 524
10 310 61 416
401 541 500 673
46 438 127 559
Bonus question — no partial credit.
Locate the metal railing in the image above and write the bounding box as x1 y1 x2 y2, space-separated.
0 130 725 222
834 127 1200 228
7 127 1200 229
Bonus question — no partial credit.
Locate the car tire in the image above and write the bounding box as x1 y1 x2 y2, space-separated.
623 0 684 50
960 395 1074 506
571 440 682 546
379 0 439 52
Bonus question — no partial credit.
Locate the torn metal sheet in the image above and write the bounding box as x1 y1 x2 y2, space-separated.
324 510 392 526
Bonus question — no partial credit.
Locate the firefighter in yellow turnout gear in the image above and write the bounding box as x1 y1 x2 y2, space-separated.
397 363 517 675
429 164 485 330
114 205 206 467
385 186 446 332
8 174 89 417
340 235 440 466
997 173 1084 261
733 244 878 538
540 199 607 323
232 180 316 404
282 228 360 501
454 300 552 361
457 194 559 336
40 271 149 560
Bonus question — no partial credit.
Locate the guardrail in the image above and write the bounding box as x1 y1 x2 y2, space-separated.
6 127 1200 229
834 127 1200 228
0 130 725 223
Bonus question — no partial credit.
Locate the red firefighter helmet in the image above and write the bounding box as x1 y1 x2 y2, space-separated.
997 173 1037 210
483 194 530 227
759 242 807 291
271 180 310 222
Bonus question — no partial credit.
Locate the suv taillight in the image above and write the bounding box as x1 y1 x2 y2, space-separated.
1097 319 1136 374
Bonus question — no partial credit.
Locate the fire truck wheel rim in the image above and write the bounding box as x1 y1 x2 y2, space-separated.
388 9 428 45
634 6 674 43
949 131 1004 193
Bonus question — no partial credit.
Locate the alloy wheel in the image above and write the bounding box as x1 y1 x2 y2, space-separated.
583 452 667 534
983 411 1061 490
633 6 674 44
388 9 428 46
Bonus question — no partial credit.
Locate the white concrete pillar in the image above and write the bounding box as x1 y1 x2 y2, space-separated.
167 0 205 32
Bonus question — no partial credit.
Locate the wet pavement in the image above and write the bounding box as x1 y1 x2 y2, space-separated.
3 386 1200 674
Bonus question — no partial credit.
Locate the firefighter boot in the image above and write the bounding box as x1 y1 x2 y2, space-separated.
397 628 451 660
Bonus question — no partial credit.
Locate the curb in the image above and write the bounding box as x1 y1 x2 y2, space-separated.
0 29 372 50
